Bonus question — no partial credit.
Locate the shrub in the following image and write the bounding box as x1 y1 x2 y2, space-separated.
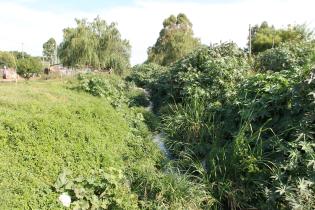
75 73 128 107
256 47 296 71
128 63 168 88
255 41 315 71
17 57 42 79
162 43 250 147
169 43 249 103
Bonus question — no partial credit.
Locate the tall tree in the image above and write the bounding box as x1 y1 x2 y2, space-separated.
43 38 57 65
147 13 200 66
58 17 131 75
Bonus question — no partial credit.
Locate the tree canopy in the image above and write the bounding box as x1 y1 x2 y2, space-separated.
0 51 16 68
147 13 200 66
9 51 31 60
58 17 131 75
43 38 57 65
250 21 313 54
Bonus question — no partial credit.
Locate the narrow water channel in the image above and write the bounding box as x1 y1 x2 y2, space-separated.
140 88 171 159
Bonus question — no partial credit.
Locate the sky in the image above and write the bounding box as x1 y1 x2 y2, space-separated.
0 0 314 65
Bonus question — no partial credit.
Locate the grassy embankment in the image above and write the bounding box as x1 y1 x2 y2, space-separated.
0 76 213 209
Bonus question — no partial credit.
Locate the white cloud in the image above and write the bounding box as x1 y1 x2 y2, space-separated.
0 2 92 56
0 0 314 65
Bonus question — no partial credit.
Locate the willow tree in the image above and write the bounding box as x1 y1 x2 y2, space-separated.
92 17 131 74
58 17 131 74
147 13 200 66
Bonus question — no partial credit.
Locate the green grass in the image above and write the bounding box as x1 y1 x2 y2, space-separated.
0 78 214 209
0 80 135 208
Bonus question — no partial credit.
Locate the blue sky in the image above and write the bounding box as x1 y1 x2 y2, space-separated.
0 0 314 65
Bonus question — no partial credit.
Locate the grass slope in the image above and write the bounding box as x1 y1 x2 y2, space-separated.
0 78 214 209
0 80 146 209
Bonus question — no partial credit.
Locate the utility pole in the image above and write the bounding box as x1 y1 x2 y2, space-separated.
248 24 252 57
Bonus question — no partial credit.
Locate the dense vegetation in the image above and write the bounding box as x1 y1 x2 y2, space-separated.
1 10 315 209
130 37 315 209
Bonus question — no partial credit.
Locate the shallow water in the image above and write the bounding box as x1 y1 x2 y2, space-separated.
153 132 171 159
138 87 170 159
146 101 153 112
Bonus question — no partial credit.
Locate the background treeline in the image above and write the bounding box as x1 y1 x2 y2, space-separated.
0 50 42 79
1 16 131 80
